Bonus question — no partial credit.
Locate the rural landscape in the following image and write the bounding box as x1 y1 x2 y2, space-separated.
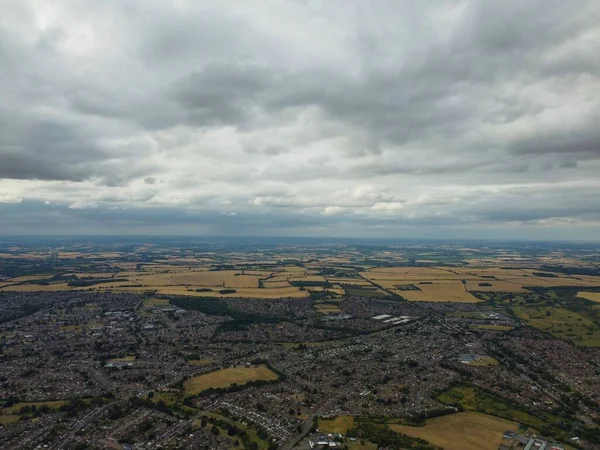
0 237 599 449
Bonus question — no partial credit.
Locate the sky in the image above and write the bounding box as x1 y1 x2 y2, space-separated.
1 1 600 240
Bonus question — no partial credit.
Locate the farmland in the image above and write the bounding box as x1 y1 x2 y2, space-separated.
578 291 600 303
390 412 519 450
182 365 278 395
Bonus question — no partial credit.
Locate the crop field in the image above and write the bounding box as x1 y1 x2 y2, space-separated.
361 266 600 298
183 365 278 395
513 306 600 347
129 270 262 288
7 274 54 282
318 415 354 434
314 303 342 314
464 280 526 292
398 281 480 303
390 412 518 450
0 282 71 292
578 292 600 303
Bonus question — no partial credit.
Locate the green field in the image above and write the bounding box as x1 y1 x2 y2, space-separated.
470 324 514 332
437 385 543 427
513 306 600 346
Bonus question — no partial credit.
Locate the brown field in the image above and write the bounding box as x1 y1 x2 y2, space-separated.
183 365 278 395
578 292 600 303
390 412 518 450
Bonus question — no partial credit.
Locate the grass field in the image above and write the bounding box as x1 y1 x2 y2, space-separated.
347 440 378 450
470 325 514 332
513 306 600 347
390 412 518 450
468 356 499 366
315 303 342 314
437 385 543 427
183 365 278 395
187 359 213 365
109 355 136 363
143 297 170 307
318 415 354 434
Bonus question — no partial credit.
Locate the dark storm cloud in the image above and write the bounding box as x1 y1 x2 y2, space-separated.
0 114 107 181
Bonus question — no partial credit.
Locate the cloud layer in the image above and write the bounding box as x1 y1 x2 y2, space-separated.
1 0 600 239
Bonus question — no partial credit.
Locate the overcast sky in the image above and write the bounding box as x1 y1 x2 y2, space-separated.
1 1 599 240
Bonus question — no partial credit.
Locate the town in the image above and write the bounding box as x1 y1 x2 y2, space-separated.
0 238 599 450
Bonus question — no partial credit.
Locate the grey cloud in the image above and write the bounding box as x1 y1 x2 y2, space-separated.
1 1 600 238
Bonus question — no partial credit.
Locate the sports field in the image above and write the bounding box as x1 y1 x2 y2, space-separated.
390 412 518 450
183 365 278 395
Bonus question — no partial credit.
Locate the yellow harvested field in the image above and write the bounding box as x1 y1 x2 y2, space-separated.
8 274 54 282
129 270 261 288
397 282 480 303
183 365 278 395
318 415 354 434
578 292 600 303
0 283 71 292
390 412 519 450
